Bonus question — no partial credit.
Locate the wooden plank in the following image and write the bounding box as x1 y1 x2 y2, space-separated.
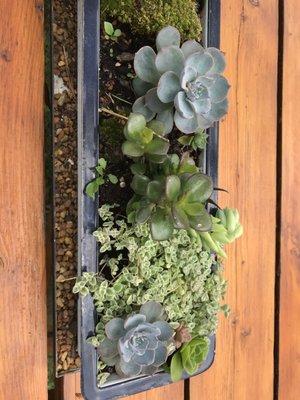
63 373 83 400
278 0 300 398
190 1 278 399
0 1 47 400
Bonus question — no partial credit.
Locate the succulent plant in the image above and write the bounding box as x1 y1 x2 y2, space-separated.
127 154 213 241
216 208 243 243
122 113 169 163
98 301 174 378
132 26 229 134
170 336 209 382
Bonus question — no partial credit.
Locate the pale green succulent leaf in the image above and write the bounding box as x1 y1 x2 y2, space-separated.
174 91 195 119
155 45 185 76
140 301 163 323
132 97 156 122
145 87 171 113
134 46 160 84
180 66 198 89
170 352 184 382
206 47 226 74
207 75 230 102
156 109 174 134
174 110 199 134
133 77 153 97
147 180 164 202
181 40 204 58
156 26 181 51
127 113 146 136
157 71 181 103
188 210 212 232
185 52 214 75
146 136 169 155
135 205 153 224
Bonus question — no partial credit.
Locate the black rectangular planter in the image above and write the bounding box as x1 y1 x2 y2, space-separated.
77 1 220 399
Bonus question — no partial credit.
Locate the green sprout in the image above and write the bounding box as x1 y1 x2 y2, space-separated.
85 158 118 199
104 21 122 41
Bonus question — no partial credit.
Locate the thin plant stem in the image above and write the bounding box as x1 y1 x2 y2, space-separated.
99 107 128 120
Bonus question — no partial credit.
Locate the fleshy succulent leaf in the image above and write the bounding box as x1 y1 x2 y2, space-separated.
155 46 185 76
170 352 184 382
124 313 146 330
150 208 174 241
181 40 204 58
105 318 125 340
206 47 226 74
132 77 153 97
157 71 181 103
147 180 164 202
140 301 164 323
134 46 160 84
165 175 181 201
122 141 144 158
131 174 150 196
156 26 181 51
132 97 156 122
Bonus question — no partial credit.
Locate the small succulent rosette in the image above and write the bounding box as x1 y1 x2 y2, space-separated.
133 26 229 134
98 301 174 377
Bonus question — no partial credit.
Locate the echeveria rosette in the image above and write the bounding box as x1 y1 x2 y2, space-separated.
98 301 174 378
133 26 229 134
122 113 170 164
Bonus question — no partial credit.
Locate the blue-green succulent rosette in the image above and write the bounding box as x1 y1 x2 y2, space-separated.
98 301 174 377
133 26 230 134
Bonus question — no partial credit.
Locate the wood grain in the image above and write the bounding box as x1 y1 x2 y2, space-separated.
278 0 300 398
190 1 278 399
0 1 47 399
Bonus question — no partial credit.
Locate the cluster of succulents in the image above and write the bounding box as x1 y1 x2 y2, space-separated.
122 113 169 163
101 0 202 41
133 26 229 134
98 302 174 377
127 154 214 240
76 18 243 387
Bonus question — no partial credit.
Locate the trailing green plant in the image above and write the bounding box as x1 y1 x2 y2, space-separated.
122 113 170 162
170 336 209 381
132 26 229 134
98 301 174 377
178 129 208 151
73 205 228 339
85 158 118 199
127 153 214 240
101 0 202 41
104 21 122 41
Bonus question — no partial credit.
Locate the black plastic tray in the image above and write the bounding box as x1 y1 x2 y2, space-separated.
77 1 220 398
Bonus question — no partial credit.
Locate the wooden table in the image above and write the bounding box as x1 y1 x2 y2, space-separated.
1 1 299 399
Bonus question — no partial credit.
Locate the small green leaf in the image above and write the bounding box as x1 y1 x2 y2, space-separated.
104 21 114 36
146 137 169 155
165 175 181 201
108 174 118 184
170 352 183 382
188 210 212 232
139 127 154 144
85 179 99 199
182 202 205 216
99 158 107 169
172 205 190 229
114 29 122 37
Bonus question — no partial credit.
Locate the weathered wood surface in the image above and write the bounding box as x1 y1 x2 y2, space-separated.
190 1 278 399
0 1 47 400
278 0 300 398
